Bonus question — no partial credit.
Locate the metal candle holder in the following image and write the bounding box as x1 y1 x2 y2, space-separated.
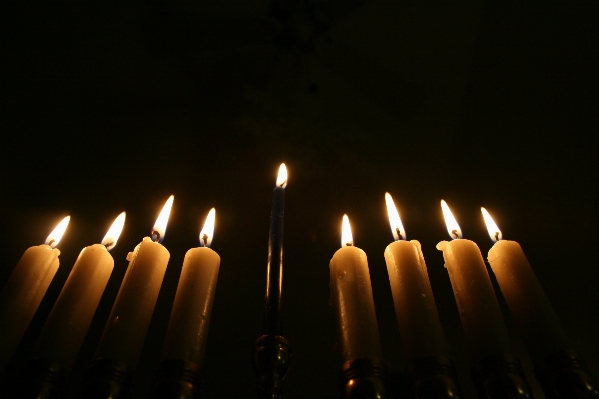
149 359 202 399
471 353 533 399
76 359 133 399
252 335 291 399
410 355 463 399
340 356 388 399
5 358 66 399
534 350 599 399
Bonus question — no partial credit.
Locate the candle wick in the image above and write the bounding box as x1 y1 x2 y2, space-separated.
344 242 353 247
103 241 114 251
451 230 460 239
395 227 403 240
495 232 500 242
151 230 161 243
202 234 209 247
46 239 56 247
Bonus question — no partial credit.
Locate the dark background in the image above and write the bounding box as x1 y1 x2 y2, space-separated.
1 1 598 398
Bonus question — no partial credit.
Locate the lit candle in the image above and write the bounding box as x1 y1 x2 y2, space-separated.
264 163 287 335
383 193 447 360
482 208 569 362
30 212 126 372
95 196 173 369
0 216 70 371
329 215 382 362
161 208 220 366
436 200 511 359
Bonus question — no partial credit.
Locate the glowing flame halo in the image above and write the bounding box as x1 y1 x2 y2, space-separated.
101 212 126 251
276 163 288 188
341 214 353 247
45 216 71 248
481 207 502 242
199 208 216 247
385 192 406 241
440 200 462 240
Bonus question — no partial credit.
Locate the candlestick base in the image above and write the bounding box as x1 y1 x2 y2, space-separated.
252 335 291 399
340 356 388 399
76 359 133 399
471 354 532 399
410 355 463 399
148 359 202 399
4 359 66 399
534 350 599 399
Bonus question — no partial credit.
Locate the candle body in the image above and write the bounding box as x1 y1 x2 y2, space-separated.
437 239 511 359
264 185 284 335
32 244 114 371
488 240 569 361
95 237 170 368
385 240 447 360
0 245 60 370
330 246 382 362
161 247 220 366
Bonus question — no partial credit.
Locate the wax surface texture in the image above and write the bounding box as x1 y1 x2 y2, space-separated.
162 247 220 366
488 240 569 361
0 245 60 370
385 240 447 360
95 237 170 368
437 239 511 359
330 246 381 362
32 244 114 371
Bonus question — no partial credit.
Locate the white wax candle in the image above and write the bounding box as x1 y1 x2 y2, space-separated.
385 240 447 360
329 215 381 362
437 201 511 359
95 196 173 368
31 212 126 372
383 193 447 360
0 216 70 371
162 209 220 366
482 209 569 361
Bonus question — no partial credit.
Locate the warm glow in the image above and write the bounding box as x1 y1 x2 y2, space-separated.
385 193 406 241
45 216 71 248
440 200 462 239
152 195 174 243
341 214 353 247
481 207 502 242
101 212 126 251
276 163 288 188
199 208 216 247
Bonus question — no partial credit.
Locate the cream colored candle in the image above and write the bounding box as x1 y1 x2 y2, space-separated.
482 208 569 361
31 213 126 372
437 201 511 359
0 216 70 371
95 196 173 368
383 193 447 360
330 215 382 362
162 208 220 366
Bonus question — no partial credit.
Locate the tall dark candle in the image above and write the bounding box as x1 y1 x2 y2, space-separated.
264 163 287 335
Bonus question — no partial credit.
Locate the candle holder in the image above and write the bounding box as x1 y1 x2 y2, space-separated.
534 350 599 399
471 354 532 399
5 358 66 399
252 334 291 399
76 359 133 399
148 359 202 399
340 356 388 399
409 355 463 399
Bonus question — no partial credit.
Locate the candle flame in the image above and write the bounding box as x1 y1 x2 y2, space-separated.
45 216 71 248
341 214 353 247
440 200 462 239
385 193 406 241
199 208 216 247
101 212 126 251
481 207 502 242
276 163 288 188
152 195 174 243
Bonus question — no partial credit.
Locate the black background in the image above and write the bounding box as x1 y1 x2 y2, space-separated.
1 2 598 398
